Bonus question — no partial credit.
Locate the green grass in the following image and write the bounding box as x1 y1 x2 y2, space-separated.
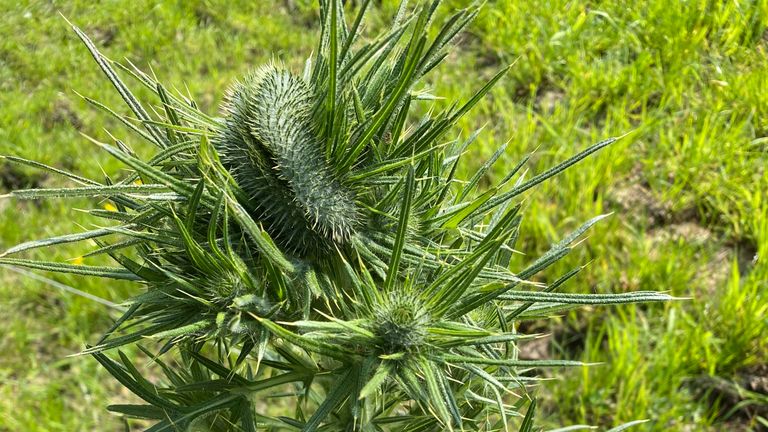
0 0 766 430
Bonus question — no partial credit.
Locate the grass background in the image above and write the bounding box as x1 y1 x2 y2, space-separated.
1 0 766 430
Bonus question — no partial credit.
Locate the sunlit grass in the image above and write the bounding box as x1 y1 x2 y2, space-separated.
0 0 766 430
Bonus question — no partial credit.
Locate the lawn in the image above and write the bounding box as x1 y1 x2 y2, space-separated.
0 0 766 430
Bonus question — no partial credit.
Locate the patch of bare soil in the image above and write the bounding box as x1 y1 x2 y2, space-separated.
90 26 118 47
0 164 46 192
687 364 768 431
518 334 552 361
281 0 318 29
648 221 712 245
193 5 219 27
444 30 504 73
536 88 565 114
43 97 82 131
607 167 751 295
516 317 592 365
612 173 765 431
609 181 673 226
698 247 736 296
607 162 709 228
0 164 47 214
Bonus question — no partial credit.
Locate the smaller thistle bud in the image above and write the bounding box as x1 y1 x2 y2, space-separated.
373 291 431 354
202 270 245 299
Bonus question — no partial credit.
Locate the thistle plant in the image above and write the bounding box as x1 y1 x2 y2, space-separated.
1 1 671 431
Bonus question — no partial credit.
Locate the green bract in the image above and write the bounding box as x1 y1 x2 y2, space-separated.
0 1 671 431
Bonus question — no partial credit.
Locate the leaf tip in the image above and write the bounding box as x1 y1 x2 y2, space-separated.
598 212 615 220
58 11 75 28
615 129 638 142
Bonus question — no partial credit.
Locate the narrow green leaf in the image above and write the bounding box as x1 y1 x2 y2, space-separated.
348 141 450 182
450 65 510 123
324 0 338 157
151 394 242 432
519 399 536 432
384 166 415 291
225 195 295 274
107 404 167 420
439 187 497 229
96 303 140 345
91 350 178 410
157 84 180 144
0 258 141 280
441 355 587 368
301 369 354 432
185 180 205 229
242 371 311 393
477 138 617 216
605 420 650 432
1 228 116 257
340 32 426 168
256 317 357 361
1 155 98 186
451 214 609 318
84 321 176 354
186 351 250 385
95 140 207 204
420 358 454 430
499 290 674 305
506 266 582 320
359 361 391 399
339 0 371 63
8 184 168 199
69 23 167 146
149 320 211 339
436 365 462 429
458 142 507 201
463 364 508 393
546 426 597 432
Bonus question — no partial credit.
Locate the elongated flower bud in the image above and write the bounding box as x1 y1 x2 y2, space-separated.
218 65 358 257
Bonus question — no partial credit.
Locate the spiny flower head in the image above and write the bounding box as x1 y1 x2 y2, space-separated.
217 64 359 256
373 289 431 353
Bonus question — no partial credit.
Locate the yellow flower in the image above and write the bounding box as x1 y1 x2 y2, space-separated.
71 256 84 265
103 203 118 212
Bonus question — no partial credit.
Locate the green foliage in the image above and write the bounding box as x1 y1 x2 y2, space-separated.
447 1 768 429
0 1 708 431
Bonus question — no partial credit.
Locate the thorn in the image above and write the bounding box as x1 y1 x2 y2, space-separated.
615 129 637 141
571 236 590 248
72 89 88 101
79 131 108 147
58 11 75 28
